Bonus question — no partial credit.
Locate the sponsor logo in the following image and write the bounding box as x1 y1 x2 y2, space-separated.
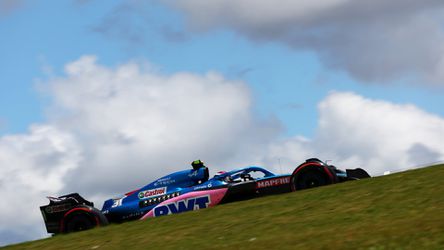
188 170 199 178
138 187 167 199
193 183 212 191
256 177 290 188
122 211 145 220
153 177 175 187
153 195 211 217
45 203 71 214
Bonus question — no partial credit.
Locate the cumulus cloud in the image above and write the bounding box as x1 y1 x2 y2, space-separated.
0 125 81 245
45 55 280 197
0 55 280 245
264 92 444 175
1 56 444 246
168 0 444 85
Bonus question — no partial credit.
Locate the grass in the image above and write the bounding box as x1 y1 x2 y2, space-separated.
3 164 444 250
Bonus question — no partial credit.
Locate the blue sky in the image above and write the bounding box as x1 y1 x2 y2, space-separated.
2 1 443 136
1 0 444 246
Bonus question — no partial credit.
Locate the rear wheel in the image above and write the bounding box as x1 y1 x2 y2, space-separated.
65 214 96 233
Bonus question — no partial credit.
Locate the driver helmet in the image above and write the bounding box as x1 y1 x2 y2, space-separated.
191 159 205 170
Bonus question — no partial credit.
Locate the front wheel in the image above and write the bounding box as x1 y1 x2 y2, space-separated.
291 165 335 191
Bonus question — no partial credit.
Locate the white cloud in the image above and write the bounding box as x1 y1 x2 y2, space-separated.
0 55 281 245
263 92 444 175
1 56 444 246
0 125 81 245
45 56 280 196
169 0 444 85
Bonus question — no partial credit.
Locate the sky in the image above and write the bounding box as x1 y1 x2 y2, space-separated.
1 0 444 246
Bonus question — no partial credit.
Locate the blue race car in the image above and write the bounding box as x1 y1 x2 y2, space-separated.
40 158 370 234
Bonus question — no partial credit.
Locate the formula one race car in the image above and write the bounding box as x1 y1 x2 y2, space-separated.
40 158 369 234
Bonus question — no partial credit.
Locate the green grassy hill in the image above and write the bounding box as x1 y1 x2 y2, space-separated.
4 164 444 250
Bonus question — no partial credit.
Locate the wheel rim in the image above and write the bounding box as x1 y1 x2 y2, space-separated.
66 214 94 232
294 169 328 190
73 221 88 231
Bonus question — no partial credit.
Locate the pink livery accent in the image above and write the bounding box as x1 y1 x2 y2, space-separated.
140 188 228 219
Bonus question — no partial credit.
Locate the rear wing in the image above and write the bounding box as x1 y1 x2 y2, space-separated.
40 193 94 234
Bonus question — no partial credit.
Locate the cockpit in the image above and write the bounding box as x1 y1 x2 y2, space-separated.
213 167 275 183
